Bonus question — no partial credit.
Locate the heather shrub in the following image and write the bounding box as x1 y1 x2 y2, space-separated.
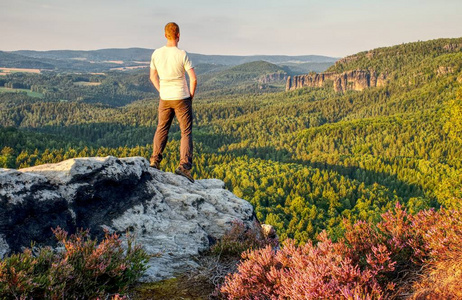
346 204 462 266
0 227 149 299
220 204 462 299
220 233 388 299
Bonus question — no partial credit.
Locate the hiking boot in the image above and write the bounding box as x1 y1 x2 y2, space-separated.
175 166 194 183
150 161 160 169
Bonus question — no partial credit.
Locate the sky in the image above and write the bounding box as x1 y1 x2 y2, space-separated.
1 0 461 57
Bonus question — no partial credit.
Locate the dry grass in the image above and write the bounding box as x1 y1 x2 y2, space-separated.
104 60 124 64
129 256 234 299
73 81 102 86
0 67 41 74
410 250 462 299
130 276 214 300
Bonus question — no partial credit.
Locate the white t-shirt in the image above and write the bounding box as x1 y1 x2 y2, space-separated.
150 46 194 100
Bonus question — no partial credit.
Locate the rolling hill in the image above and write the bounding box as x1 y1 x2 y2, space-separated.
3 48 337 74
0 51 55 69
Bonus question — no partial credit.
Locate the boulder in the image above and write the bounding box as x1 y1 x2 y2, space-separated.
0 156 258 281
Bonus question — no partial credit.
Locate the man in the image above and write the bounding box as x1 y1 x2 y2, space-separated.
149 22 197 183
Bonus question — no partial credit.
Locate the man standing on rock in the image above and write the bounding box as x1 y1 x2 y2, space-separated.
149 22 197 183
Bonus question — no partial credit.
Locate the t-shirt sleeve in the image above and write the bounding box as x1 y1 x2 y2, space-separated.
150 52 156 70
183 52 193 71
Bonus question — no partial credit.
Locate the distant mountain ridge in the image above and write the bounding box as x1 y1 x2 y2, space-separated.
12 47 337 65
0 51 55 69
2 48 337 74
13 48 153 62
0 50 137 72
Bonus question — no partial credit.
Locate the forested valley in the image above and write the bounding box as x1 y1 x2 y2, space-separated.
1 37 461 243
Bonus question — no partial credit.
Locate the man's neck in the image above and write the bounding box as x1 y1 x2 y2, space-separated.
166 39 178 47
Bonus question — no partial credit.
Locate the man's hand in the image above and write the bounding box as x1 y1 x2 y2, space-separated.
187 68 197 100
150 68 160 92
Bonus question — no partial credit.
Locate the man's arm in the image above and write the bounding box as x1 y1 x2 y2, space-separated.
150 68 160 92
187 68 197 99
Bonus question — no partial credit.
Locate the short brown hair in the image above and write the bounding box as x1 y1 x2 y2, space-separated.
165 22 180 40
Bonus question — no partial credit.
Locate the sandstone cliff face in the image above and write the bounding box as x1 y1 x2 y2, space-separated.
443 43 462 51
0 156 258 281
258 72 288 84
286 70 387 93
437 66 454 76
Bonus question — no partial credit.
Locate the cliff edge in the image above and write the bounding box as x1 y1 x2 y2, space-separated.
286 69 388 93
0 156 259 281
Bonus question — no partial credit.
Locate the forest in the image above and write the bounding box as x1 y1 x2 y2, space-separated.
1 37 461 244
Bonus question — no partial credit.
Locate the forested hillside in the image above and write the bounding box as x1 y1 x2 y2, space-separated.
1 37 461 243
3 48 337 74
0 61 290 106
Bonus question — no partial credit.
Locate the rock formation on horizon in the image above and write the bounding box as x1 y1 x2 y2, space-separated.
0 156 259 281
259 72 288 84
286 69 387 93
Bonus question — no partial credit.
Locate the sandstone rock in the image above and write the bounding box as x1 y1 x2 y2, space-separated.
437 66 454 76
366 51 375 59
261 224 278 242
0 156 259 282
376 72 388 87
443 43 462 52
258 72 288 84
286 75 292 91
286 69 387 93
336 55 358 66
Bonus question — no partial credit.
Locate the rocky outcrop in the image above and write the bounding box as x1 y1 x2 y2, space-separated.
0 156 259 281
443 43 462 51
286 70 387 93
258 72 288 84
437 66 454 76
